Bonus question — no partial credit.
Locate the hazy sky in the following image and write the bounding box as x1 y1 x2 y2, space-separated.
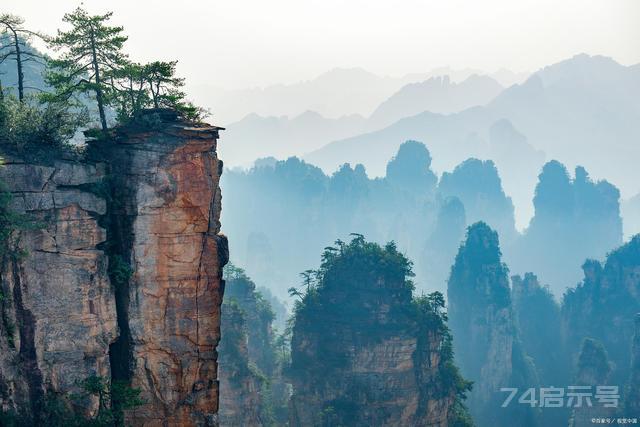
8 0 640 89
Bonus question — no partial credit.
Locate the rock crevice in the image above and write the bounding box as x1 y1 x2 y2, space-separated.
0 113 228 426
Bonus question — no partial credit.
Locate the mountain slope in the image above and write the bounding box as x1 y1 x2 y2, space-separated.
219 111 367 168
369 74 503 128
307 54 640 226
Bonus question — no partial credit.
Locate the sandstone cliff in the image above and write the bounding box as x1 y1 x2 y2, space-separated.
289 236 471 427
0 156 117 422
218 301 263 426
0 110 228 426
562 234 640 388
218 264 289 426
448 222 538 427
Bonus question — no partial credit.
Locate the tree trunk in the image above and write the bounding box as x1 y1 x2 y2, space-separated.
12 30 24 102
2 22 24 103
90 29 108 132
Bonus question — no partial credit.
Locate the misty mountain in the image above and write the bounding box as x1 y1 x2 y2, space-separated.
623 193 640 239
307 54 640 226
219 111 367 168
369 74 503 128
220 73 510 169
189 67 412 125
189 66 527 125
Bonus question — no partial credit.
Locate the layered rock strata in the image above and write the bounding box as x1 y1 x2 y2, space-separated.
0 156 117 420
0 112 228 426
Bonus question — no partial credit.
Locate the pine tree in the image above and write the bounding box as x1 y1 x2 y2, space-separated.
47 7 127 132
0 14 44 102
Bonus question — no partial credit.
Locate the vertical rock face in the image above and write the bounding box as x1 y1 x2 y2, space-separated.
0 111 228 425
562 234 640 387
102 115 228 426
511 273 566 385
0 157 117 420
627 314 640 413
448 222 538 427
289 237 470 427
569 338 614 427
218 301 263 426
218 266 289 426
512 161 623 294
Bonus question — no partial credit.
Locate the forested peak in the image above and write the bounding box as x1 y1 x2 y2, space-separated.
439 158 506 198
532 161 621 220
385 140 437 190
224 263 257 300
244 156 329 195
331 162 368 184
603 234 640 273
536 160 571 188
253 156 278 169
329 163 369 198
580 259 603 286
317 235 414 294
454 221 503 266
448 222 511 308
512 272 542 294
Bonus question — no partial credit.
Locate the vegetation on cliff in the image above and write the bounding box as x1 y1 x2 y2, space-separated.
223 141 520 298
448 222 538 427
0 7 205 154
562 234 640 386
289 234 471 426
219 263 290 425
512 161 623 293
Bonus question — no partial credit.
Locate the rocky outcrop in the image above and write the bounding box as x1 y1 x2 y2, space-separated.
289 236 470 426
98 115 228 426
569 338 615 427
0 157 117 421
218 265 289 426
0 111 228 425
562 234 640 387
511 273 566 385
448 222 538 427
626 314 640 414
218 301 263 426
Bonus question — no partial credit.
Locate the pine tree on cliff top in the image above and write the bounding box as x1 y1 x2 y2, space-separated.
289 235 472 426
46 7 128 132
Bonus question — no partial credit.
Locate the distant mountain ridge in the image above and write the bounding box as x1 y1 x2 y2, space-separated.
220 72 509 167
189 66 528 124
307 54 640 227
369 74 504 128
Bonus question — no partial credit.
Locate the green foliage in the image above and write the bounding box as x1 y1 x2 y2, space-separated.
68 375 143 426
44 7 205 131
0 173 37 348
46 7 128 132
0 376 143 426
107 60 206 123
448 222 511 311
108 254 132 289
289 235 473 424
0 94 85 153
448 399 475 427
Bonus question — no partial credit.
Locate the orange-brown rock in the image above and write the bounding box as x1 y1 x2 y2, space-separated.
103 115 228 426
1 111 228 426
0 157 117 420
